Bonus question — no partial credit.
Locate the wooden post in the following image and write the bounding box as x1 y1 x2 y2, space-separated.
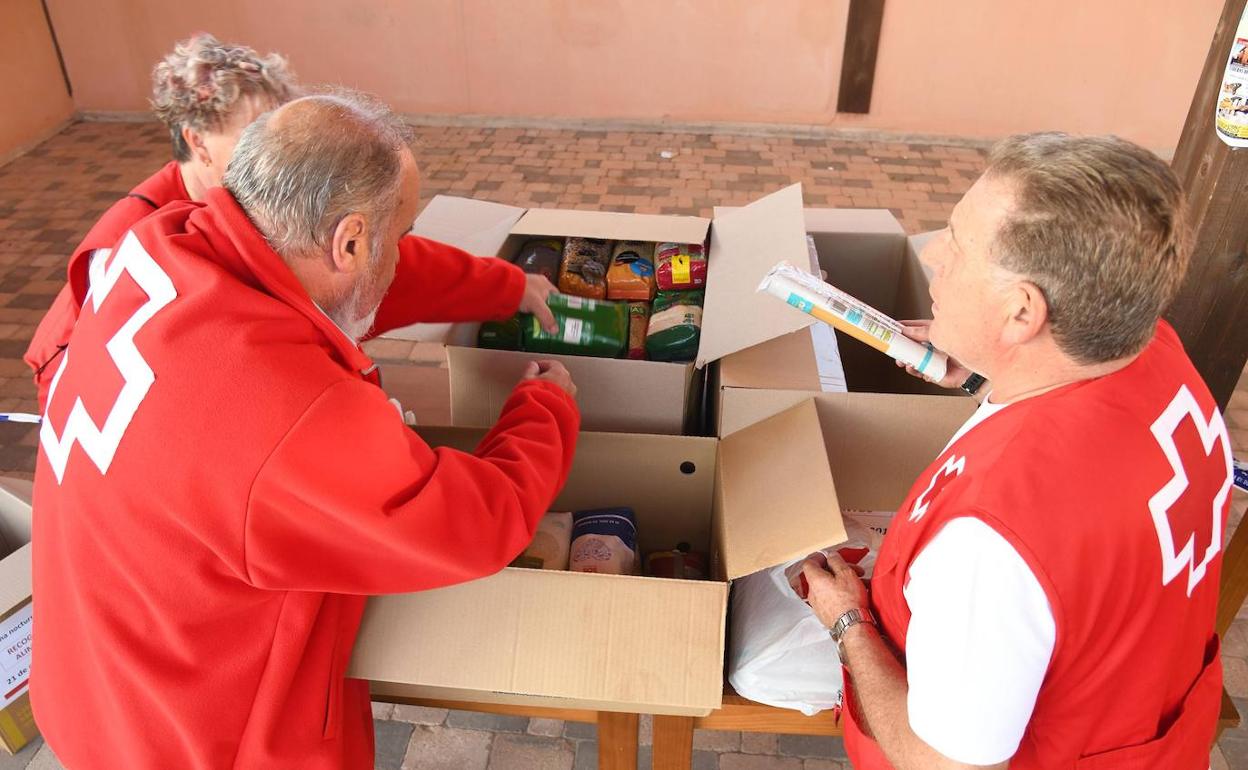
837 0 887 114
597 711 639 770
1168 0 1248 411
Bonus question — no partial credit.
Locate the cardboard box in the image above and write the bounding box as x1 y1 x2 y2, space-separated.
710 208 960 435
349 392 974 716
0 479 35 755
381 184 833 435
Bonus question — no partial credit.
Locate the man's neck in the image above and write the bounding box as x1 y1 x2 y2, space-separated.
984 348 1139 405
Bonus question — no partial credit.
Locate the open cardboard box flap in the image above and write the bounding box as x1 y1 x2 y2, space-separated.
410 195 526 256
512 208 710 246
697 183 814 369
715 399 847 579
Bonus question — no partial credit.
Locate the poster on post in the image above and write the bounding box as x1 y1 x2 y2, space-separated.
1215 5 1248 147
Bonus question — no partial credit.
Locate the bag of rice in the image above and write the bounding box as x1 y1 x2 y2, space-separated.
645 290 703 362
569 508 638 575
478 315 523 351
510 512 573 570
558 237 612 299
626 302 650 360
522 294 628 358
606 241 657 301
655 242 707 291
513 238 564 284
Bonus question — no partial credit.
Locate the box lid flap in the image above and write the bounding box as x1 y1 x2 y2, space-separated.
410 195 527 256
511 207 710 245
0 543 31 613
697 184 814 368
716 399 847 579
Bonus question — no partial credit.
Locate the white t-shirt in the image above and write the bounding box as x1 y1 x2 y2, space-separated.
902 397 1057 766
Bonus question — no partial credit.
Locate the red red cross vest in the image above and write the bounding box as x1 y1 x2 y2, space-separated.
25 161 188 409
845 321 1230 769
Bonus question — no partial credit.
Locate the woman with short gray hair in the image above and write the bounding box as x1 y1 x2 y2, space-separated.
25 33 297 407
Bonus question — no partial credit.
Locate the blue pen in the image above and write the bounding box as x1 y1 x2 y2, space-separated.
0 413 40 424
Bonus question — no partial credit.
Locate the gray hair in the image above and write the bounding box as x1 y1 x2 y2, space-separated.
151 33 297 162
223 90 416 260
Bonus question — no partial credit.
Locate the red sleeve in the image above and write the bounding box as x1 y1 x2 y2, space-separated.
370 234 527 337
242 376 579 594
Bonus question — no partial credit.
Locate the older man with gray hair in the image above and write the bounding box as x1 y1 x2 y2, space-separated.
31 92 581 770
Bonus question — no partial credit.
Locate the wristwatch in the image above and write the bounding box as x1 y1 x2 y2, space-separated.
960 373 987 397
828 608 877 656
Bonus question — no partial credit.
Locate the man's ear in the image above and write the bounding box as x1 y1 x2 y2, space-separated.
1002 279 1049 346
330 213 369 275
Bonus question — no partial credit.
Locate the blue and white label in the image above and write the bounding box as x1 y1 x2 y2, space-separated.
786 293 814 314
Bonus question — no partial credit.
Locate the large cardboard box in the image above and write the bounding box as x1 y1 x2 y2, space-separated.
380 184 848 436
710 209 961 435
349 392 974 716
0 479 35 755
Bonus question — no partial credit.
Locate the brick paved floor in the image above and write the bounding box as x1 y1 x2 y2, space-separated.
0 119 1245 769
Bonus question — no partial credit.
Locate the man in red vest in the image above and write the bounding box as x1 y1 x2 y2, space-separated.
32 92 580 769
803 133 1231 769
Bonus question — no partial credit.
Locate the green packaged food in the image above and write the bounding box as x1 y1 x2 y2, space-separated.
646 290 703 363
522 294 628 358
478 315 523 351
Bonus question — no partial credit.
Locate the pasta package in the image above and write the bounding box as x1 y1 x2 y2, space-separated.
522 294 628 358
606 241 657 301
655 242 708 291
511 512 573 570
478 315 522 351
569 508 638 575
626 302 650 360
646 290 703 363
558 237 611 299
513 238 564 284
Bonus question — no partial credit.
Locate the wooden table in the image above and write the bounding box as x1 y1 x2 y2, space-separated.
372 693 640 770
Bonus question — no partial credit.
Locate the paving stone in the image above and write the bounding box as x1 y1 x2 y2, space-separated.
741 732 780 754
527 718 565 737
487 733 574 770
0 737 43 770
372 701 395 721
446 709 530 733
572 740 598 770
693 749 721 770
1224 656 1248 699
1211 744 1230 770
391 704 449 726
23 745 64 770
401 725 492 770
719 753 803 770
694 729 742 752
374 719 415 770
563 721 597 740
776 734 847 760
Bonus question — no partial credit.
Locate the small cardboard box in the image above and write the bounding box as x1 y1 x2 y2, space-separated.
0 479 35 755
349 392 974 716
711 208 960 435
380 184 828 436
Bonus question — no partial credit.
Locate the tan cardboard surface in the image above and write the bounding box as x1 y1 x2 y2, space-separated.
448 346 692 434
366 682 712 717
0 545 30 617
715 399 845 579
511 207 709 246
0 480 31 563
718 329 821 391
409 194 525 256
350 568 727 715
698 184 813 369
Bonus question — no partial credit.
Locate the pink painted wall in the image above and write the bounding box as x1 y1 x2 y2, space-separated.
43 0 1220 150
0 0 74 161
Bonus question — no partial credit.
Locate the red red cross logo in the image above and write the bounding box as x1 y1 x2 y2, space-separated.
1148 385 1232 597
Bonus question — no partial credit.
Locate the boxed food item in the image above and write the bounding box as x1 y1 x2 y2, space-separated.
380 185 827 435
350 394 973 716
0 479 35 755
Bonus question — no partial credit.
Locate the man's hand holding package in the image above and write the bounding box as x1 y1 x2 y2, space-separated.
896 319 972 388
520 274 560 334
802 552 870 633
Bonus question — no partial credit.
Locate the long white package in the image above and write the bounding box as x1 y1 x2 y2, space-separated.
758 261 948 382
804 236 847 393
727 513 892 715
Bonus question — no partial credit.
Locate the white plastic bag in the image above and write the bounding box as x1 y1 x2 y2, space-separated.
727 512 892 716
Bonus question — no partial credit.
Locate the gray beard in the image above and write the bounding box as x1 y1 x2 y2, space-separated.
328 275 380 343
